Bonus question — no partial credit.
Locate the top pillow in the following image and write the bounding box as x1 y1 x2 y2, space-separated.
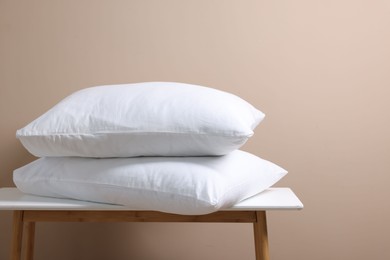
16 82 264 157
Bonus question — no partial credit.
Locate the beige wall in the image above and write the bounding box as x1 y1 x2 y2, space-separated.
1 1 390 259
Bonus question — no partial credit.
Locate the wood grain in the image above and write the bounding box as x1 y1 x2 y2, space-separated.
253 211 270 260
11 211 23 260
23 210 257 223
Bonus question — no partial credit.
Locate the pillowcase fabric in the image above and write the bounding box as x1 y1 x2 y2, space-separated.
16 82 264 157
13 150 287 215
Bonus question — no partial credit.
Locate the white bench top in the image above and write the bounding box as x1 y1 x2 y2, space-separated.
0 187 303 211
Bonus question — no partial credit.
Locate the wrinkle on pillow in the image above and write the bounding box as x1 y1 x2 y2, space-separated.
16 82 264 157
13 150 287 215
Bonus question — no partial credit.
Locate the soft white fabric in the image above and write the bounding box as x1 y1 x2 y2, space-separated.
16 82 264 157
13 150 287 215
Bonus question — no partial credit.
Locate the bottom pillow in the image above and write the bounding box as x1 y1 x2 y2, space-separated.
13 150 287 215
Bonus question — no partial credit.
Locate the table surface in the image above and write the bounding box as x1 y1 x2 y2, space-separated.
0 187 303 211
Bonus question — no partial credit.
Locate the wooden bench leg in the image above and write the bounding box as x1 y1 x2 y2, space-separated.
253 211 270 260
24 222 35 260
11 211 24 260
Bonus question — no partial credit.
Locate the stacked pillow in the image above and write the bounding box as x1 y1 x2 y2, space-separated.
14 82 287 215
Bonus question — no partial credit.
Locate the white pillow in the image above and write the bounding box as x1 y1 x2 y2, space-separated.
16 82 264 157
13 150 287 215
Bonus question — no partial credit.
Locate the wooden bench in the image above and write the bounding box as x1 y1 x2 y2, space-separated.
0 187 303 260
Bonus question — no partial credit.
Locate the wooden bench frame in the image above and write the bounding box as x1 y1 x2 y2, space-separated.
11 210 269 260
1 187 303 260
